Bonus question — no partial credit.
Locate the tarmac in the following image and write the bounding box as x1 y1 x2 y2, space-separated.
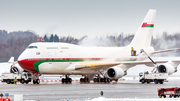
0 77 180 101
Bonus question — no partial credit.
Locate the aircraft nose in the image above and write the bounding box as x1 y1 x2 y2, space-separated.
18 59 37 73
18 50 38 73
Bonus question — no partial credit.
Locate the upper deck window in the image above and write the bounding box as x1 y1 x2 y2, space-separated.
47 47 58 49
27 46 38 49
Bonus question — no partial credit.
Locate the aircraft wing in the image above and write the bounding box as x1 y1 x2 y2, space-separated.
75 60 180 70
151 48 180 55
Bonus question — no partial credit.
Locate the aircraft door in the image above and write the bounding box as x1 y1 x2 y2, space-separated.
48 51 52 63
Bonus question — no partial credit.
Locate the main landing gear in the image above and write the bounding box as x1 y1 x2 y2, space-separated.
93 77 111 83
80 77 90 83
32 73 40 84
61 75 72 84
33 79 40 84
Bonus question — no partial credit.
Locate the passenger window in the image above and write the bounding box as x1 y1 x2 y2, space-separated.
27 46 38 49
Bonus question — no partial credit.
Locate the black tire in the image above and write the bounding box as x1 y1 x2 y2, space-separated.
69 78 72 83
104 78 107 83
21 79 25 84
107 78 110 83
141 79 145 84
97 78 100 82
25 81 29 84
36 79 40 84
154 80 158 84
80 78 84 83
86 78 90 83
93 78 97 82
33 80 36 84
62 78 65 83
159 81 163 84
170 95 172 98
164 95 166 98
174 95 177 98
67 78 72 83
6 79 10 84
159 95 162 98
100 78 104 82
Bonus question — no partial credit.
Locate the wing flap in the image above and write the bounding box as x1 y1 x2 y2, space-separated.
151 48 180 55
74 60 175 70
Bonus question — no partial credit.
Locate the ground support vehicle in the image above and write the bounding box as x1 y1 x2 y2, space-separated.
158 87 180 98
1 72 32 84
139 71 168 84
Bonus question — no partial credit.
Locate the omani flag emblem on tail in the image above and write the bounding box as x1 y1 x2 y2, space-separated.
141 23 154 28
129 9 156 47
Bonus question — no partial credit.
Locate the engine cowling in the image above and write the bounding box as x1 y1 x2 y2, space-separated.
10 64 24 74
157 63 176 75
106 66 125 79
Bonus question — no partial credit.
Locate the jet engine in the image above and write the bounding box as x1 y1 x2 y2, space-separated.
10 64 24 74
157 62 176 75
106 66 125 79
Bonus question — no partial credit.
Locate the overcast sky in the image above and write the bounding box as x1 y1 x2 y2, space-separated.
0 0 180 38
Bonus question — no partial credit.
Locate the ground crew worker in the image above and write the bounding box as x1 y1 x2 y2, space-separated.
14 77 17 84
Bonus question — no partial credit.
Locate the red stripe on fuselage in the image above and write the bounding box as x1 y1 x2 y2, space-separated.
18 58 102 73
18 59 38 73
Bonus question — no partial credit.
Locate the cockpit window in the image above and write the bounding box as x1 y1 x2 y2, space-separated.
27 46 38 49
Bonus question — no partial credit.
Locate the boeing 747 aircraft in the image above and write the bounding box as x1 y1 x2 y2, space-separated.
17 9 180 84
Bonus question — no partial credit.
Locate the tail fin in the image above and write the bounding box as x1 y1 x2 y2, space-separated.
8 57 14 63
129 9 156 47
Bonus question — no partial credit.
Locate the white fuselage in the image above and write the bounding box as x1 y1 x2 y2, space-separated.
17 42 154 75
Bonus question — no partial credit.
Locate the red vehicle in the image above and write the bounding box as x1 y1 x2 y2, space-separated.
158 87 180 98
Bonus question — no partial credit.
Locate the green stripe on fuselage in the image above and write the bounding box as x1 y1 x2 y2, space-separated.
33 60 84 73
33 59 137 73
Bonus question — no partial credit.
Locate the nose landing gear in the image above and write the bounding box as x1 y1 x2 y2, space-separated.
32 73 40 84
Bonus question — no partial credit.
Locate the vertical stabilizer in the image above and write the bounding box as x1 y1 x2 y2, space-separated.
129 9 156 47
8 57 14 63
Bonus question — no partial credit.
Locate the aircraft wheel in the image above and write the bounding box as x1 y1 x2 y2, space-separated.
97 78 100 82
100 78 104 82
93 78 97 83
62 78 65 83
80 78 84 83
69 78 72 83
36 79 40 84
107 78 110 83
33 80 36 84
67 78 72 83
86 78 90 83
